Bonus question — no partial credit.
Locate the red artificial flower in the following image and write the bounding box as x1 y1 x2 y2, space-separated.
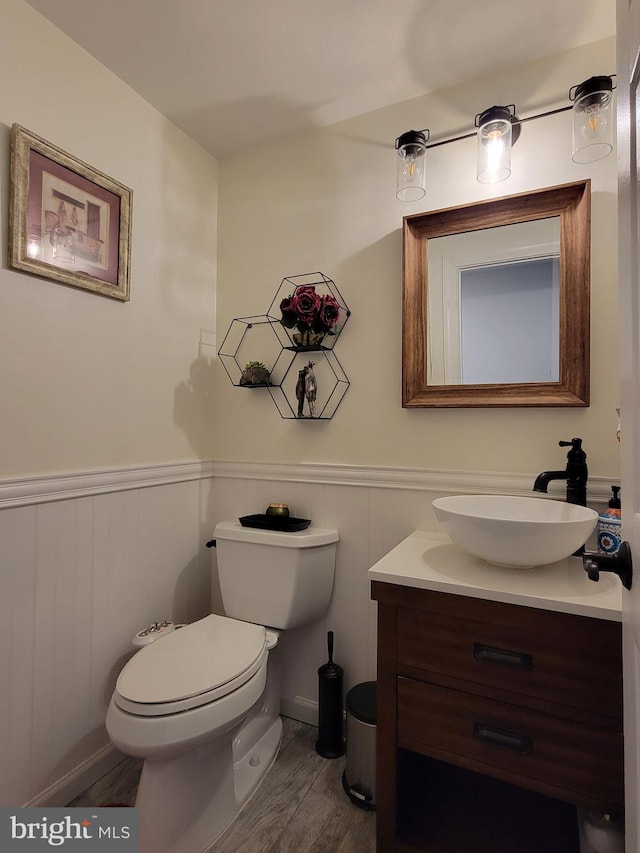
316 294 340 331
280 284 342 336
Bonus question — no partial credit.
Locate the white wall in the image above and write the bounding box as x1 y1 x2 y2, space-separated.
1 0 218 479
215 36 620 481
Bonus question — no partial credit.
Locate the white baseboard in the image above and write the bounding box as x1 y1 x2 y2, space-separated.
25 744 125 808
281 695 318 727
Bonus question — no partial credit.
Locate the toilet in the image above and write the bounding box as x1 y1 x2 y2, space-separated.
106 520 338 853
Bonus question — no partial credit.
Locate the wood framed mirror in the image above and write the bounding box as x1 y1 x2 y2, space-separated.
402 180 590 407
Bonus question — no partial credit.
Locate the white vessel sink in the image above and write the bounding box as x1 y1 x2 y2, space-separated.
432 495 598 568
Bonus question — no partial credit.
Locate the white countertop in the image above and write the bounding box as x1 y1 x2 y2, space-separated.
368 530 622 621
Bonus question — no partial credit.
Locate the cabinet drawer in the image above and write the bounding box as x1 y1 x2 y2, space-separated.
398 677 624 810
397 601 622 724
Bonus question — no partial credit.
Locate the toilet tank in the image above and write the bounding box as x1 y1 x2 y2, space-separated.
213 521 339 629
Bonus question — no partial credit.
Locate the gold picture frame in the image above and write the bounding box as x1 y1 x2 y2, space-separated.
8 124 132 301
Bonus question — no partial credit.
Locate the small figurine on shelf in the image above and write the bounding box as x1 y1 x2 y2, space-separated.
294 360 318 417
239 360 270 386
305 361 317 417
295 365 308 417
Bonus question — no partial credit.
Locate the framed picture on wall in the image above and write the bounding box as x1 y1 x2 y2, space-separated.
8 124 132 301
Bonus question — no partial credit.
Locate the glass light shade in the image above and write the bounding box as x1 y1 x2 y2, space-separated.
477 107 513 184
396 130 427 201
571 76 614 164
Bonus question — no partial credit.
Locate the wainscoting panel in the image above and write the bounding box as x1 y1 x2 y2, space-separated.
0 504 37 807
0 469 213 807
0 460 615 806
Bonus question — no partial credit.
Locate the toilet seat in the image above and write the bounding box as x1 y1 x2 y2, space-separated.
114 614 267 717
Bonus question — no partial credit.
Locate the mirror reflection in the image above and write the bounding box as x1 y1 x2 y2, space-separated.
427 218 560 385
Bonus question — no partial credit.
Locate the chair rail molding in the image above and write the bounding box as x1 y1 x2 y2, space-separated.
0 459 615 510
0 461 216 509
208 460 615 507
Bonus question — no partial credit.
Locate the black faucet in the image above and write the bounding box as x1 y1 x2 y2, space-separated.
533 438 588 506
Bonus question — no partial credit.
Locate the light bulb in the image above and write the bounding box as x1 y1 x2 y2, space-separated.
484 131 506 180
476 106 515 184
404 158 418 178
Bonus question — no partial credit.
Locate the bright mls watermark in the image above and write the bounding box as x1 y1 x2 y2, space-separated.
0 808 138 850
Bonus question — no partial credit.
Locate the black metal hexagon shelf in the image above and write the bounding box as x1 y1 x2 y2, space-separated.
268 350 350 420
268 272 350 352
220 273 350 419
219 315 289 387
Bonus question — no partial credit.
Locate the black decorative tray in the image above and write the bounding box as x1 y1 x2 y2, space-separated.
239 514 311 532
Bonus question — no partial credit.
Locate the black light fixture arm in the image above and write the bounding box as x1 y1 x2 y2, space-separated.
423 104 573 151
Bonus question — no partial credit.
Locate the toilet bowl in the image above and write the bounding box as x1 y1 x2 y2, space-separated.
108 614 269 755
105 520 338 853
106 614 282 853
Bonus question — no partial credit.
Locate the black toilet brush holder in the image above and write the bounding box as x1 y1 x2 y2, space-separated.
315 630 345 758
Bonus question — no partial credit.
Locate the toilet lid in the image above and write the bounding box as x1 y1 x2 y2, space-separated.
115 615 266 714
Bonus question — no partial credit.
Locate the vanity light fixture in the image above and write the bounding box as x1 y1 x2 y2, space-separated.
395 129 429 201
570 75 615 164
395 74 615 199
475 105 521 184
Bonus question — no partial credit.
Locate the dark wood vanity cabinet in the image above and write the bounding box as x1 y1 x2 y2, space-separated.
372 581 624 853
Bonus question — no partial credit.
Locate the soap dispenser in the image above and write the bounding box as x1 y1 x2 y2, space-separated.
597 486 622 555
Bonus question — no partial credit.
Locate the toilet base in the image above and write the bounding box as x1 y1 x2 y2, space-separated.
232 713 283 810
135 656 282 853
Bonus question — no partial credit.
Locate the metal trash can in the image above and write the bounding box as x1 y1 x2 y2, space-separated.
341 680 376 810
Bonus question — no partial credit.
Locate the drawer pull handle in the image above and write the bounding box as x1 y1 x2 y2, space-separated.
473 642 533 671
473 722 532 754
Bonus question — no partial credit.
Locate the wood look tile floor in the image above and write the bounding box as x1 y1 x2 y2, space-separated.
70 718 376 853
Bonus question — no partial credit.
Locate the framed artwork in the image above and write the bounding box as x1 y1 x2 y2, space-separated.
8 124 132 301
